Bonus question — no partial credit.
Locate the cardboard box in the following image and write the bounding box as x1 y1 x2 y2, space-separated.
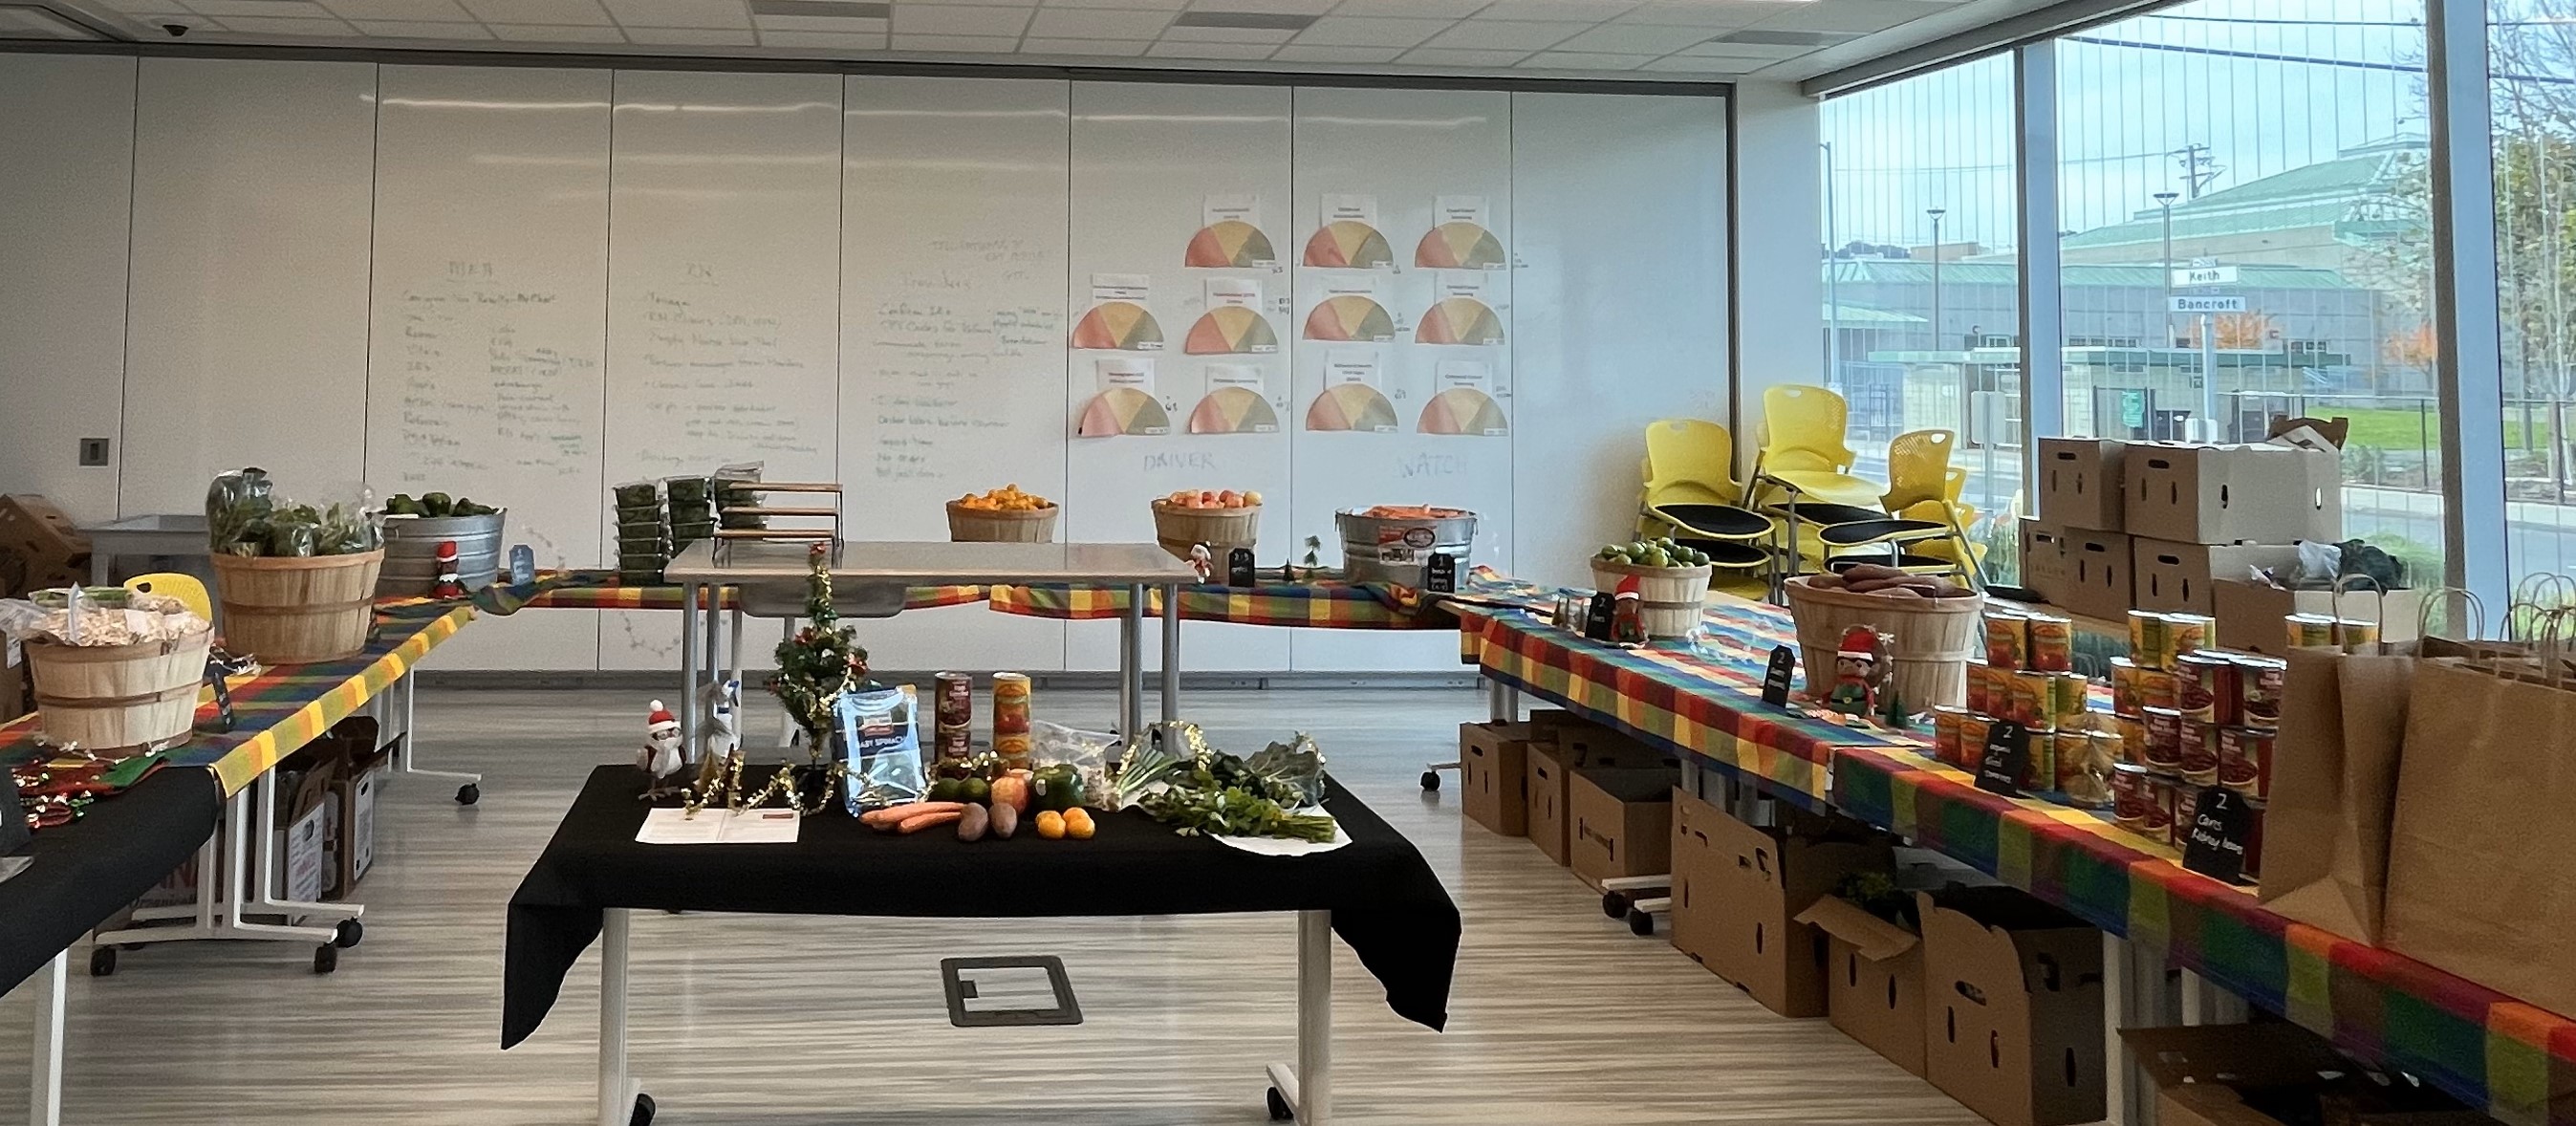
1669 789 1727 966
1549 719 1672 770
1696 807 1894 1018
1457 722 1530 837
1526 741 1574 866
2123 1023 2494 1126
2036 438 2125 531
2131 539 2306 617
2056 526 2136 622
1567 766 1676 890
329 748 391 899
275 766 335 904
2211 579 2427 656
0 495 87 563
2125 443 2342 545
1919 887 2106 1126
1797 895 1926 1076
2020 520 2071 605
0 652 26 725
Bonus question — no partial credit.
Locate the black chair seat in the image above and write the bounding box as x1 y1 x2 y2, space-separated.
1828 552 1952 573
1817 518 1945 547
1764 501 1891 526
1673 538 1772 569
1651 503 1772 540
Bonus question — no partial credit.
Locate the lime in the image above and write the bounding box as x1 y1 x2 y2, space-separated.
928 777 965 802
962 777 992 805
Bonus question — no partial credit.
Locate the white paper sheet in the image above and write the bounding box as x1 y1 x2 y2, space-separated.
637 806 803 844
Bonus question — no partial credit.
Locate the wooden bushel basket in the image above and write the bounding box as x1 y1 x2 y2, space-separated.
1589 559 1716 639
1150 501 1260 562
1782 575 1984 708
24 627 212 755
210 550 384 664
945 502 1060 544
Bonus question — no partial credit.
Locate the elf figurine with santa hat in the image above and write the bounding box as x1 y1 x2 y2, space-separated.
638 699 684 794
1826 625 1884 717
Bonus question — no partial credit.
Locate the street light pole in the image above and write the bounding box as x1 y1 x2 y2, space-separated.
1928 206 1951 436
1823 141 1840 390
2154 191 2181 439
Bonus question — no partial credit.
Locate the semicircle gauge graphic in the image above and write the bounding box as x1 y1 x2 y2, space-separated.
1305 382 1398 433
1303 220 1394 269
1417 386 1507 436
1185 219 1277 268
1415 221 1505 269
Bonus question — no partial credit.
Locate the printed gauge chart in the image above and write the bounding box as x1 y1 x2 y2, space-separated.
1303 294 1396 342
1071 301 1164 351
1188 385 1281 435
1076 386 1172 437
1185 220 1277 268
1417 385 1508 436
1303 220 1394 269
1416 221 1506 269
1417 297 1504 346
1183 306 1280 355
1305 382 1399 433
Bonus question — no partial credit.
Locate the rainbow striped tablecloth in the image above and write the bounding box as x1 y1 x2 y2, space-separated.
0 608 471 798
379 570 986 617
986 579 1444 629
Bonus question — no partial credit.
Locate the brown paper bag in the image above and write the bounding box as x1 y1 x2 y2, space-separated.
2257 645 2414 942
2385 655 2576 1018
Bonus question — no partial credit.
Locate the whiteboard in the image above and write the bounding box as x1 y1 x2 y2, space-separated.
0 54 133 527
1065 81 1295 673
121 57 379 516
597 70 844 670
369 65 612 672
837 75 1072 671
1287 86 1515 672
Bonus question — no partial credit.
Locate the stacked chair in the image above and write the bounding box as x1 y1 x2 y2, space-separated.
1634 419 1778 599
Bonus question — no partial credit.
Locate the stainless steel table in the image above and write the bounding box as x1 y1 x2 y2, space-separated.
79 513 208 586
662 540 1200 747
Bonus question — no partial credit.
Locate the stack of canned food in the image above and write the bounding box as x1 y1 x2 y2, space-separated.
2104 609 2284 872
1929 608 2114 808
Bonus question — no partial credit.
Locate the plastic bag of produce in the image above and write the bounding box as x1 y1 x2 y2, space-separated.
836 683 927 813
206 467 276 555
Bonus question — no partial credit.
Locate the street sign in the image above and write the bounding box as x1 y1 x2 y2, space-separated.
2173 265 2239 287
2170 294 2246 314
2190 256 2218 268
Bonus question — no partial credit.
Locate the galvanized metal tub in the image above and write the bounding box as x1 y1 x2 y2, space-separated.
1335 509 1477 586
378 510 507 595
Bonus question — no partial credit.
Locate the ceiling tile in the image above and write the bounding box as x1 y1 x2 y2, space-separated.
758 26 888 43
1608 1 1765 27
138 11 225 28
756 11 889 28
350 16 488 32
1290 14 1444 46
1636 54 1737 72
1400 46 1530 65
184 0 328 16
1026 7 1165 35
458 0 613 21
1471 0 1631 20
1519 48 1646 68
1677 35 1800 56
600 0 749 27
624 22 755 38
212 14 357 32
1181 0 1331 11
1548 21 1703 52
1159 22 1289 41
1043 0 1181 8
1019 34 1149 51
98 0 195 14
891 30 1017 46
892 4 1027 32
491 21 630 37
315 0 470 19
1144 37 1273 56
1758 0 1946 33
0 8 105 34
1266 42 1399 61
1420 18 1578 49
1327 0 1483 14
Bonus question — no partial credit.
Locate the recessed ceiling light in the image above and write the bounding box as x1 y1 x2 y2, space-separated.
751 0 890 19
1170 10 1312 31
1715 28 1855 48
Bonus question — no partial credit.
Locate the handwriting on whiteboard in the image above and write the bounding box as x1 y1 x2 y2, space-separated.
868 240 1060 483
628 281 821 473
1396 453 1465 479
390 272 595 487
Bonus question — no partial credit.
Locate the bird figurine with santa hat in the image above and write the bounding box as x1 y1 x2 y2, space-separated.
1825 624 1886 717
638 699 685 795
432 540 464 598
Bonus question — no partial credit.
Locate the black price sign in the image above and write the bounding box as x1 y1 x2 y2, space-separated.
1760 645 1797 707
1975 721 2031 798
1425 552 1458 594
2180 787 2256 884
1226 548 1256 588
1584 593 1615 641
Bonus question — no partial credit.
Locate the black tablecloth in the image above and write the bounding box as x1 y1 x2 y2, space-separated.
503 766 1459 1048
1 768 221 991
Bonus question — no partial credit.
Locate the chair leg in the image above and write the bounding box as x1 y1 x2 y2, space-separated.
1939 507 1986 593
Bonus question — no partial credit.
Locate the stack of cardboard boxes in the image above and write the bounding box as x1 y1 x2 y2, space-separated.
1 494 92 723
2025 438 2342 624
1456 710 1676 889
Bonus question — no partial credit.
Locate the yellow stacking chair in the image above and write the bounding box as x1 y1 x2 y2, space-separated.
123 572 213 621
1882 429 1985 575
1634 419 1777 597
1751 385 1886 509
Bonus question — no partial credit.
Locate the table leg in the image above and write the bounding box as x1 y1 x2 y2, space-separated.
680 583 701 755
598 907 631 1126
1158 582 1180 722
29 948 64 1126
1119 582 1143 739
702 590 723 701
2103 933 2175 1126
1297 908 1332 1125
393 670 481 789
1484 679 1518 723
89 553 109 587
727 605 744 684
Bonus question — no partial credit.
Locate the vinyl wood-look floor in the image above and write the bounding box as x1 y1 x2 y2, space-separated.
0 687 1984 1125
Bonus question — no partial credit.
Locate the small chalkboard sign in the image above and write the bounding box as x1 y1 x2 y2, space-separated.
1584 593 1615 641
2180 787 2255 884
1226 548 1256 588
1760 646 1797 707
509 544 536 586
1975 721 2031 797
1425 551 1458 594
205 656 237 734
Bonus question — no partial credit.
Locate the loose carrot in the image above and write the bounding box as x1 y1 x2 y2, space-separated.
861 801 964 829
897 810 965 834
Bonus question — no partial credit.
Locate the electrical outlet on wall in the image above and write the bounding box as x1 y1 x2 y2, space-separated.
77 438 110 466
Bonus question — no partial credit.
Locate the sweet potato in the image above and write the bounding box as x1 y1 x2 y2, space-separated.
1840 563 1908 583
1804 573 1849 590
1845 577 1909 593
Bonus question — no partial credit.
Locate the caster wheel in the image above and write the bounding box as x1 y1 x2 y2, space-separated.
1419 770 1440 791
1266 1086 1293 1121
631 1093 656 1126
1628 907 1656 937
89 946 116 977
1602 891 1631 919
456 783 481 805
314 943 338 974
335 919 364 948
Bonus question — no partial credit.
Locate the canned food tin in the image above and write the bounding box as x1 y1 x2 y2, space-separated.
2110 657 2143 718
1958 713 1993 768
2129 609 2172 670
2219 725 2273 799
2049 672 2093 725
2112 764 2156 832
2009 671 2054 730
2172 784 2200 850
2178 721 2219 786
1985 611 2030 669
2286 613 2338 649
2027 614 2075 673
1933 706 1966 762
991 671 1032 766
2139 668 2179 711
2176 651 2240 725
2141 705 2184 774
2335 618 2381 648
1965 659 1993 715
2163 612 2216 659
2116 716 2148 769
2143 772 2179 838
2233 654 2284 730
2025 730 2056 791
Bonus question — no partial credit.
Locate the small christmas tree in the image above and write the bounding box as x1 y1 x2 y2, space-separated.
1878 683 1913 731
770 543 869 753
